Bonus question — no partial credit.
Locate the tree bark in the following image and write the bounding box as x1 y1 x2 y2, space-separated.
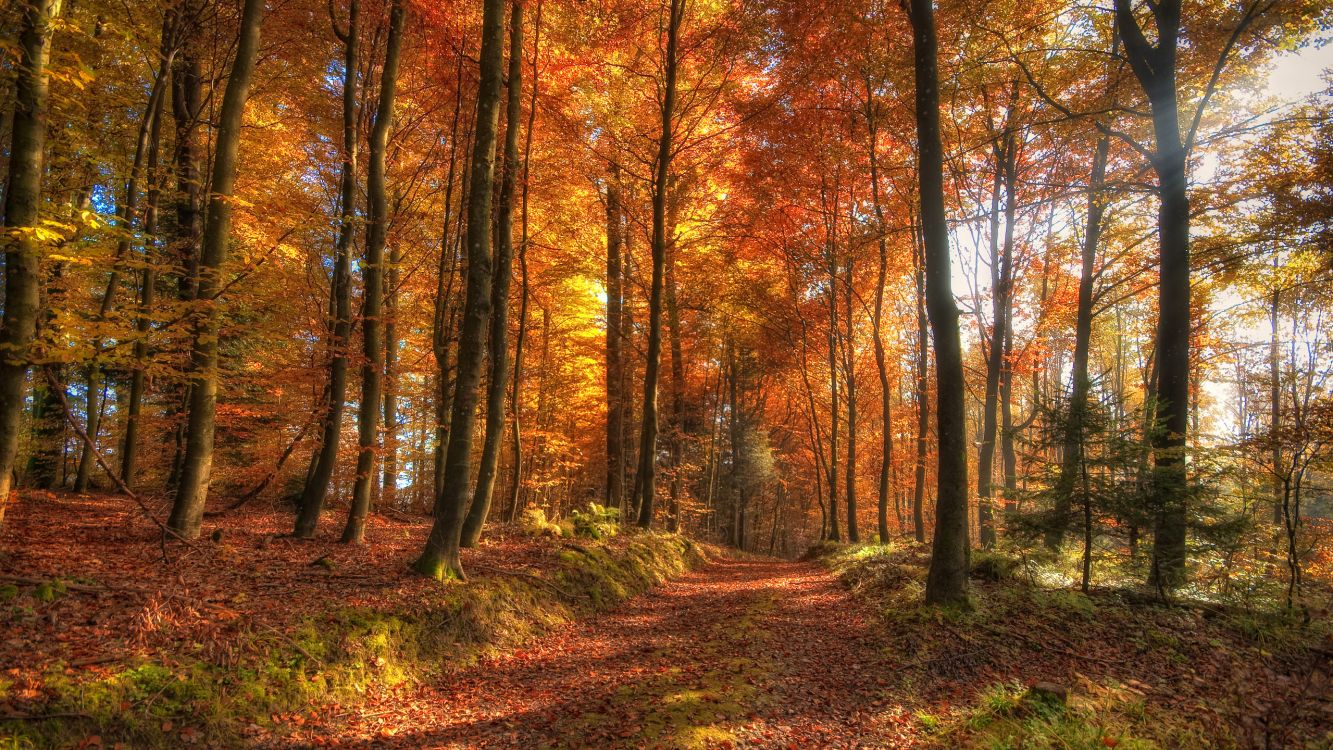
295 0 360 538
977 128 1016 549
121 24 171 487
1048 135 1109 549
0 0 61 524
462 0 523 546
633 0 684 529
342 0 405 544
507 0 540 524
605 164 626 515
1113 0 1190 590
912 221 928 544
910 0 970 605
665 179 686 534
414 0 505 579
168 0 265 539
864 79 894 544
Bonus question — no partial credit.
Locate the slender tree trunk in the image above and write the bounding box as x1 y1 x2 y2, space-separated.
462 0 523 546
844 229 858 543
1049 136 1109 549
432 51 468 511
295 0 360 538
910 0 970 605
864 79 894 544
507 0 540 524
382 243 401 509
122 28 171 487
166 0 265 539
665 181 686 534
414 0 505 579
825 182 841 543
912 222 928 544
342 0 405 544
77 50 172 492
978 129 1016 549
1269 280 1282 525
606 164 626 515
633 0 683 529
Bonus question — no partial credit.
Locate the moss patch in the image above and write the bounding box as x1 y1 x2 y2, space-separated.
1 532 710 748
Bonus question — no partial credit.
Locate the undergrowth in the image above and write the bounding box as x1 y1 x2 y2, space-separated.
806 540 1331 748
1 532 708 748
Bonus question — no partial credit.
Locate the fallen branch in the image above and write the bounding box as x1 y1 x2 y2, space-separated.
205 417 316 517
0 712 93 722
42 367 198 557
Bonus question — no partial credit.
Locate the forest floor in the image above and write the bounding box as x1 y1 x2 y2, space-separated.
1 491 1330 748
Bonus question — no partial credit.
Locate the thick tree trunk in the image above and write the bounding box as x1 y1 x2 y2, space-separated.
633 0 683 529
168 0 265 539
0 0 61 524
1114 0 1190 590
295 0 359 538
343 0 405 544
462 0 523 546
910 0 970 605
166 0 206 491
414 0 505 579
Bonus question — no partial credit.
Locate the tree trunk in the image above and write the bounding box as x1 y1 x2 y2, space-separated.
382 242 401 510
824 181 841 544
910 0 970 605
121 24 172 487
633 0 683 529
462 0 523 546
864 79 894 544
295 0 360 538
1114 0 1190 590
1048 135 1109 549
665 180 686 534
912 222 928 544
168 0 265 539
606 164 626 515
978 128 1016 549
166 0 206 491
507 0 540 524
0 0 60 524
342 0 405 544
843 222 858 543
432 51 468 512
414 0 505 579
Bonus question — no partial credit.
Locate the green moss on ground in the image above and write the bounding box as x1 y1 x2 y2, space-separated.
806 541 1329 749
1 533 708 748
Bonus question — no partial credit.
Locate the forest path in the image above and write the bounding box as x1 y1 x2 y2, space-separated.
323 558 914 749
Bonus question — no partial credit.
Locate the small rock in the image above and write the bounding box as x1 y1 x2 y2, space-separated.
1024 681 1068 708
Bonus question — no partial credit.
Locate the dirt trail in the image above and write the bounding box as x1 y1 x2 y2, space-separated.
313 559 917 749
